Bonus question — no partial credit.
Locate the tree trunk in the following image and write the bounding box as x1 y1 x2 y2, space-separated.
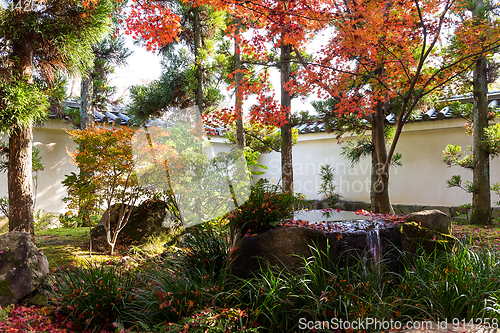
370 148 379 212
280 42 293 195
234 22 245 148
79 73 95 227
8 125 34 235
194 7 204 114
8 33 35 235
80 73 94 130
470 55 491 225
371 102 393 213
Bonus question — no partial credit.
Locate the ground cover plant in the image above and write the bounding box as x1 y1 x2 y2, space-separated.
3 213 500 332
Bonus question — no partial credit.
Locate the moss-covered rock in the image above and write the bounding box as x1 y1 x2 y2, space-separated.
0 231 49 306
400 221 456 255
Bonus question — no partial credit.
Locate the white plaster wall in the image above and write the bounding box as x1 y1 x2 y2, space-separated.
0 119 78 214
255 118 500 207
1 117 498 215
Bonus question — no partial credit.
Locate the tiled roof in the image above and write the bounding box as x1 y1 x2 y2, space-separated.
294 93 500 134
61 100 228 135
62 91 500 136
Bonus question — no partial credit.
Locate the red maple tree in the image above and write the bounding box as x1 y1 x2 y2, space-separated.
289 0 500 212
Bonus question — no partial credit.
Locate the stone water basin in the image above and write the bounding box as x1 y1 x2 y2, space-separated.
231 209 404 278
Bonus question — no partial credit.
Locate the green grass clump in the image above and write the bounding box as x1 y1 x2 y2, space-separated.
43 261 141 331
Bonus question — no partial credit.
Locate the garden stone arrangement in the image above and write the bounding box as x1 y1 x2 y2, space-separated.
230 209 455 279
91 199 176 252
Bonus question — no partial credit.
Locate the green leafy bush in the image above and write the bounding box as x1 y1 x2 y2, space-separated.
227 179 309 234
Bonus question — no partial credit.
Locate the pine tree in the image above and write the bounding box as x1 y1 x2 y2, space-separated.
0 0 114 235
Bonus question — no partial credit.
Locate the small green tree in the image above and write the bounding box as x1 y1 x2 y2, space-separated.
318 164 342 208
64 126 144 255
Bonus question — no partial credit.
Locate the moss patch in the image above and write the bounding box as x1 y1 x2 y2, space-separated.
26 293 48 307
401 222 456 254
35 227 115 270
0 279 14 304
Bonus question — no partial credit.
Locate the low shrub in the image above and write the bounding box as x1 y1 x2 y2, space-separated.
397 242 500 320
228 179 310 234
43 262 141 331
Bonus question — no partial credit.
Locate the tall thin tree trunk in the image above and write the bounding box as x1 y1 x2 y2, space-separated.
469 0 491 225
280 42 293 195
234 21 245 148
79 72 95 231
371 101 393 214
80 72 95 254
370 148 379 212
471 55 491 225
194 7 204 114
80 74 94 130
9 37 35 235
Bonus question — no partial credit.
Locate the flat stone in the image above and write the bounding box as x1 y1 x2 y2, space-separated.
398 205 413 215
423 206 451 217
393 206 403 215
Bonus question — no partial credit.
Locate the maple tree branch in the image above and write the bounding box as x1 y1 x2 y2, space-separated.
421 39 500 95
377 44 412 83
244 129 281 153
225 0 332 25
242 60 281 67
414 0 427 40
381 1 453 175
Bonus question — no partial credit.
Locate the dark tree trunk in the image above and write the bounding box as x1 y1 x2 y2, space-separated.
370 148 379 212
80 74 94 130
8 125 34 235
280 42 293 195
234 22 245 148
8 34 35 235
471 55 491 225
371 102 393 213
194 7 204 114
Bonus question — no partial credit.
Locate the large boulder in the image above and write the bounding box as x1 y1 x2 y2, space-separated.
0 231 49 306
405 209 452 235
91 199 177 252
